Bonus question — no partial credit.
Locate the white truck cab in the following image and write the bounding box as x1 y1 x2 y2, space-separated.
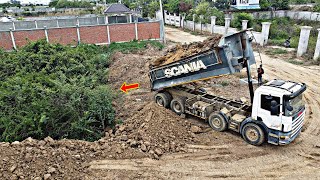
251 79 306 145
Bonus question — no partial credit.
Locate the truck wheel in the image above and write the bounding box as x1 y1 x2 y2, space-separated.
242 123 265 146
208 113 228 132
170 98 185 115
155 92 171 108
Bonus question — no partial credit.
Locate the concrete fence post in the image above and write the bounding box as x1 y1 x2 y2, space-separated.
297 26 312 57
173 13 177 26
314 29 320 61
44 26 49 42
260 22 272 46
34 20 38 29
105 15 108 24
135 22 138 40
129 14 132 23
106 25 111 44
179 14 182 27
76 24 81 45
242 20 249 30
9 28 16 50
193 14 196 31
12 21 16 30
96 16 99 25
199 15 204 33
76 16 80 26
181 15 185 28
225 18 231 35
56 18 59 27
211 16 216 34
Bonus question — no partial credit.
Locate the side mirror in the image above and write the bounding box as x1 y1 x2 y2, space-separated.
286 105 293 112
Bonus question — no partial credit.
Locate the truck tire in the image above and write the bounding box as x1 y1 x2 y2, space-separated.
242 123 265 146
208 113 228 132
170 98 185 115
155 92 171 108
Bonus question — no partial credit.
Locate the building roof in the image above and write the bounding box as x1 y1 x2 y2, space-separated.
104 4 132 14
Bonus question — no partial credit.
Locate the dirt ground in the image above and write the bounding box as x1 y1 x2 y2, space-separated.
0 27 319 179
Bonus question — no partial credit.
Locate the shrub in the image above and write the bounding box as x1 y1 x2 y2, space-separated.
231 13 254 30
0 41 114 142
314 3 320 12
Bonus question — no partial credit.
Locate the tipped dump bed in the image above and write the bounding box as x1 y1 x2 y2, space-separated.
149 30 256 91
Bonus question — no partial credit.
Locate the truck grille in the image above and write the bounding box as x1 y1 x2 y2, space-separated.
291 111 305 138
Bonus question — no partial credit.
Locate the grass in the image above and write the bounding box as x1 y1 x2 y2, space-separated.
265 48 288 56
288 59 304 65
220 81 229 87
107 40 164 54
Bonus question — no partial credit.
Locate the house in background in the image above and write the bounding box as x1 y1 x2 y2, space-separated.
104 3 140 24
230 0 260 10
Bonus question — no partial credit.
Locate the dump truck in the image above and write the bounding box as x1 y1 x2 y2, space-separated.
149 30 306 145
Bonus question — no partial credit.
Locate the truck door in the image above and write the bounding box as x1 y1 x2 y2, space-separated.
258 94 282 131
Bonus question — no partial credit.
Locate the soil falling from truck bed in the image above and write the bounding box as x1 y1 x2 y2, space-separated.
152 34 223 67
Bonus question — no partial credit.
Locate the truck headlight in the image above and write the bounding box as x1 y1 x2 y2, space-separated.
280 135 289 140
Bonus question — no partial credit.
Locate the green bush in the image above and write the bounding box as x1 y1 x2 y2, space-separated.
231 13 254 30
314 3 320 12
0 41 114 142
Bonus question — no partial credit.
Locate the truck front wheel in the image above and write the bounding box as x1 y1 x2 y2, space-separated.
208 113 228 132
242 123 265 146
155 92 171 108
170 98 185 115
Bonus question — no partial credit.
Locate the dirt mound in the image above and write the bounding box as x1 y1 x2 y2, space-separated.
152 34 223 67
111 102 200 159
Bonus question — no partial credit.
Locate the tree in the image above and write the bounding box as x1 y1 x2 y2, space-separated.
259 0 271 10
179 1 192 13
166 0 180 13
148 1 159 18
213 0 230 10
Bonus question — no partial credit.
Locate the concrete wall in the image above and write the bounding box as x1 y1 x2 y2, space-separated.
251 10 320 21
0 15 123 31
0 21 161 50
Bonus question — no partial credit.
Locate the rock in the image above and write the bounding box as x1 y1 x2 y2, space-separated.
130 140 138 147
44 136 54 143
120 135 128 141
116 148 123 154
240 97 248 104
190 126 202 133
38 140 46 147
48 167 56 174
10 175 18 180
118 125 126 132
44 173 51 180
144 141 151 146
74 155 81 159
154 148 163 156
140 144 147 152
11 141 20 145
149 150 155 154
9 164 17 172
34 177 41 180
153 153 159 160
25 153 32 162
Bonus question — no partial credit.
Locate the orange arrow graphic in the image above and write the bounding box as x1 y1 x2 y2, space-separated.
120 82 139 93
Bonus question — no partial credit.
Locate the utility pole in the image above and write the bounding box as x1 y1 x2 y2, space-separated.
159 0 166 43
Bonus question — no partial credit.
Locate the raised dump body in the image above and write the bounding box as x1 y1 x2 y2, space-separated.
149 30 256 91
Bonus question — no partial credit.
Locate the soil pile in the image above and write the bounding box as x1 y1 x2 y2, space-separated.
110 102 200 159
152 34 223 67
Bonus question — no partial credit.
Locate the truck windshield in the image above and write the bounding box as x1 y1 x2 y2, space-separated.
285 94 304 116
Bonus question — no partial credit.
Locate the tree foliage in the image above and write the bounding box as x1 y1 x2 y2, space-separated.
50 0 93 8
231 12 254 30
